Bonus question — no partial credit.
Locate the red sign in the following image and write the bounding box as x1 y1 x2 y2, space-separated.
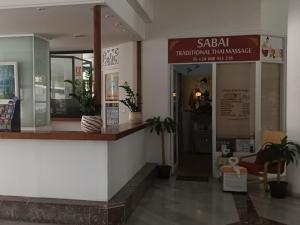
168 35 260 63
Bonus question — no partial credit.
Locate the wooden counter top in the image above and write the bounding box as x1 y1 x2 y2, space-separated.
0 123 147 141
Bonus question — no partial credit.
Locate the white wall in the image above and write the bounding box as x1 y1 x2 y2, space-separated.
107 130 145 199
142 0 262 165
143 38 170 164
286 0 300 196
147 0 261 39
261 0 288 36
0 139 108 201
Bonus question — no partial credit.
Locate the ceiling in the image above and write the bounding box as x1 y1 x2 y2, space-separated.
0 4 138 51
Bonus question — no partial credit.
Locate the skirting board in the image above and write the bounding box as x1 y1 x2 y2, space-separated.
0 163 157 225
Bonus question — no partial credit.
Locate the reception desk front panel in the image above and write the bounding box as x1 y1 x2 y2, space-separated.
0 123 147 202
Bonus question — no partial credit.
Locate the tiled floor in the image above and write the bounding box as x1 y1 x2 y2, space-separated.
126 178 299 225
0 178 300 225
250 182 300 225
126 178 239 225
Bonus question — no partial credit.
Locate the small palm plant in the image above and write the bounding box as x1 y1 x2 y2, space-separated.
146 116 176 167
259 136 300 197
119 82 141 112
260 136 300 171
64 69 100 115
65 69 102 133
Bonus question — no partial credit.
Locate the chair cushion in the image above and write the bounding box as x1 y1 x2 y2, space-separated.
239 161 264 174
239 160 285 174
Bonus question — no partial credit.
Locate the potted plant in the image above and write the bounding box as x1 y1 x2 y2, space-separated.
259 136 300 198
119 82 142 123
146 116 176 178
65 69 102 133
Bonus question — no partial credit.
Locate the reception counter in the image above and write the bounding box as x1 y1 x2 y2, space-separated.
0 123 154 225
0 123 147 141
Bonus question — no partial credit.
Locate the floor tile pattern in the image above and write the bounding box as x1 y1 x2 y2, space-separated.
230 193 286 225
126 178 239 225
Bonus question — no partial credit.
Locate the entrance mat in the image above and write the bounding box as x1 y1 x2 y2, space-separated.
176 175 209 182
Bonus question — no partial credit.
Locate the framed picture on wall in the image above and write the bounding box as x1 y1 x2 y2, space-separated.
236 139 251 152
105 72 119 101
261 35 284 62
106 103 119 127
0 62 19 99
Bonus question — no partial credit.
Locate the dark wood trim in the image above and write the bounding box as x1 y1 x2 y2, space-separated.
0 123 147 141
71 55 75 84
93 5 102 112
51 117 81 122
50 55 92 64
50 50 93 55
137 41 142 110
49 52 52 102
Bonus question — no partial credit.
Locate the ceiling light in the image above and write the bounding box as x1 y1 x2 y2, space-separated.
72 34 86 38
105 14 113 19
36 7 46 12
195 91 202 97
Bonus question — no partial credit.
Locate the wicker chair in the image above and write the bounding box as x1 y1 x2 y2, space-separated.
238 130 286 191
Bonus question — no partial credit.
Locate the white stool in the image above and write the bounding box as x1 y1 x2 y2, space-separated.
220 166 247 192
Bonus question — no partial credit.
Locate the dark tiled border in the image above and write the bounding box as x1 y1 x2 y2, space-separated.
229 193 286 225
109 163 157 220
0 163 157 225
0 200 107 225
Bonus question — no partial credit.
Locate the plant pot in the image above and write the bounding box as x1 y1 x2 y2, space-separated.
81 115 102 133
157 165 171 179
269 181 288 198
129 112 142 124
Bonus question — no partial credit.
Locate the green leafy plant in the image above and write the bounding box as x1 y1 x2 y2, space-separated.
146 116 176 165
258 136 300 182
119 82 141 112
64 69 100 116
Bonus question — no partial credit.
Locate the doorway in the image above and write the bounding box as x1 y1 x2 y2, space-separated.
172 64 213 180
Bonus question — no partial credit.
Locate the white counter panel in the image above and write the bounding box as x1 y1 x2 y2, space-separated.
108 129 146 199
0 139 108 201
